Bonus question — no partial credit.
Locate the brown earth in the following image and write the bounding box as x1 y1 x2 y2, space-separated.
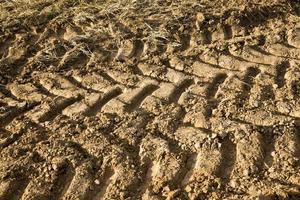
0 0 300 199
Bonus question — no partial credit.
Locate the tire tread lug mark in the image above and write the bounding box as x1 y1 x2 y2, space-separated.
72 72 115 92
60 162 95 200
20 161 74 200
230 128 264 180
180 154 198 187
205 74 228 99
229 46 281 66
102 81 158 114
213 67 259 111
190 61 230 80
64 75 100 93
266 43 300 60
248 73 275 107
94 156 138 199
287 27 300 49
268 127 300 185
139 135 184 199
106 70 141 87
239 67 261 101
0 128 23 150
62 93 102 117
137 162 154 199
201 51 255 72
172 127 223 198
216 136 236 187
137 63 186 83
137 63 163 80
164 68 187 83
177 75 226 129
2 11 61 77
168 79 194 103
152 82 177 102
241 110 294 127
92 167 115 200
28 140 99 199
83 87 122 116
7 82 47 102
35 72 86 98
0 103 38 127
173 126 213 152
275 61 290 88
57 45 90 71
79 133 139 200
183 149 222 199
204 73 228 119
26 97 80 123
125 84 159 112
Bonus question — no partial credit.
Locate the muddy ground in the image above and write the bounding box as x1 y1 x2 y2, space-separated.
0 0 300 199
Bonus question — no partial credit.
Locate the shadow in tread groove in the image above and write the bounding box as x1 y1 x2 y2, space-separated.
206 74 228 99
39 97 81 122
216 136 236 186
169 79 194 103
125 85 159 111
240 67 261 101
49 161 75 200
275 61 290 88
0 103 38 127
137 163 154 199
0 179 29 200
84 87 123 116
93 167 114 200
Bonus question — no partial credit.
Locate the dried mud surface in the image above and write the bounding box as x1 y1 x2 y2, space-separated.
0 0 300 199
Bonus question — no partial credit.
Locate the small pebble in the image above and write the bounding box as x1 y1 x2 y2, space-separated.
94 179 100 185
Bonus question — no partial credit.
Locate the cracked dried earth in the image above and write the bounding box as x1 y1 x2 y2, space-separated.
0 0 300 199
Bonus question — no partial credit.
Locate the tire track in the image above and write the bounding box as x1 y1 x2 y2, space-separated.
1 3 300 199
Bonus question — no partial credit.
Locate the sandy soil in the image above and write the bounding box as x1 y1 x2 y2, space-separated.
0 0 300 199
